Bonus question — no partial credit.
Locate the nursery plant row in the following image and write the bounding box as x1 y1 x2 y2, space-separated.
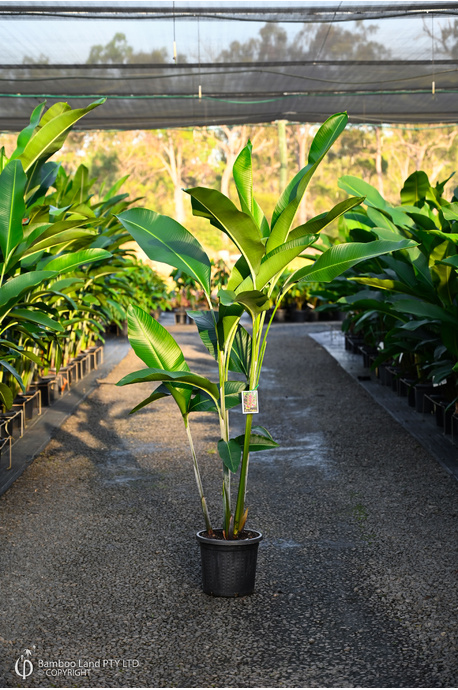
0 338 105 482
310 170 458 425
0 98 169 468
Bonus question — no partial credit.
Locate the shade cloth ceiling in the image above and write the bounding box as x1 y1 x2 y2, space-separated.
1 1 458 130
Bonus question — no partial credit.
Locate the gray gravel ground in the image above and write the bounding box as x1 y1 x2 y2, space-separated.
0 322 456 688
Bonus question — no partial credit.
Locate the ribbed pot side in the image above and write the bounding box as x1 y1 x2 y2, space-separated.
196 530 263 597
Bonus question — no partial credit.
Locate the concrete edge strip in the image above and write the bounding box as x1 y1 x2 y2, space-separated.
0 338 131 496
309 330 458 482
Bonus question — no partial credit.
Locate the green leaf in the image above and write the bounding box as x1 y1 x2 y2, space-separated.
185 187 265 278
288 239 417 285
350 276 419 297
218 438 242 473
253 197 363 291
216 303 244 354
117 208 211 297
218 288 270 316
0 359 25 392
18 99 105 174
223 380 247 408
8 308 64 331
117 368 220 403
228 325 252 376
233 432 279 452
42 248 111 273
441 202 458 222
338 176 387 209
188 390 217 413
0 381 13 409
226 255 251 291
129 389 170 415
400 171 431 205
0 270 54 307
187 309 218 360
439 255 458 270
127 305 189 371
269 113 348 251
0 160 26 260
390 298 457 325
22 229 97 258
10 102 47 160
233 141 269 237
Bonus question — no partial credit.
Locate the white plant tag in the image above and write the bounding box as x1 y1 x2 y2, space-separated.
242 390 259 414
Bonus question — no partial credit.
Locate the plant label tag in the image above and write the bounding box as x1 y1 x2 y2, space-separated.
242 390 259 414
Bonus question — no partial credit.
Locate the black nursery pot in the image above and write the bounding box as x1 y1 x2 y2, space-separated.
196 529 262 597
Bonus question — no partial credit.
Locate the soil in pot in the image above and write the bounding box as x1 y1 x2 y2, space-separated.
196 529 262 597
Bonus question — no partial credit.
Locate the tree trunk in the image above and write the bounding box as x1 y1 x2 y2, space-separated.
277 120 288 192
375 127 384 198
163 133 186 224
297 126 308 225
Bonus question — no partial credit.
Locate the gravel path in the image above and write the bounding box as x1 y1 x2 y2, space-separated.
0 323 456 688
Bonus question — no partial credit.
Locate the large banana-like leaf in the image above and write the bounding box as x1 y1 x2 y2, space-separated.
228 325 252 376
41 248 111 273
0 160 26 261
127 305 190 372
226 255 251 291
233 431 279 452
129 389 170 415
187 309 218 360
18 99 105 174
339 175 387 210
232 141 270 238
21 229 97 258
0 359 25 392
390 298 457 325
350 276 422 298
0 381 13 409
117 368 220 404
286 239 417 286
117 208 211 297
218 438 242 473
8 308 65 332
219 302 245 341
440 255 458 270
25 161 61 204
267 112 348 252
235 197 364 293
185 187 265 278
10 102 47 160
218 289 270 316
0 270 55 308
400 170 431 205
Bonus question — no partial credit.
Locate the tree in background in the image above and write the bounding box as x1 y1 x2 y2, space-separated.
3 120 457 255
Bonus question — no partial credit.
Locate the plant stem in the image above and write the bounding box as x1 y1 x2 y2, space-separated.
218 347 232 535
233 314 259 534
184 416 213 534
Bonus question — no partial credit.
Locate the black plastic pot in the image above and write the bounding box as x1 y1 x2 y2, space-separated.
33 376 58 406
290 308 307 323
196 529 262 597
414 383 436 413
175 310 187 325
399 378 416 407
273 308 287 323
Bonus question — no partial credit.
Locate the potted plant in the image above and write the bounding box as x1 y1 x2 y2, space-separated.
170 268 204 324
116 113 415 596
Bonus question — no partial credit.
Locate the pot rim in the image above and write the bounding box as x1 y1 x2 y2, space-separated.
196 528 262 546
